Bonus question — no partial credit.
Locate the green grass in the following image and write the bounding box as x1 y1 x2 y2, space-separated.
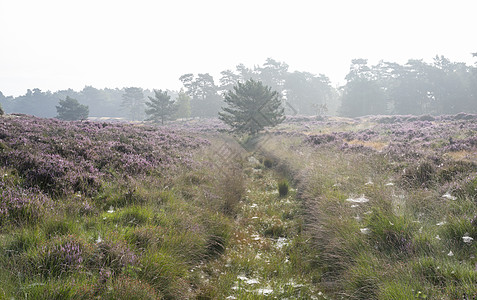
2 118 477 299
256 131 477 299
0 139 244 299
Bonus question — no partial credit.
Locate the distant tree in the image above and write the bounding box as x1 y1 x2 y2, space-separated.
56 96 89 120
256 58 289 93
219 79 285 135
219 70 241 94
179 73 223 117
339 59 388 117
284 71 333 115
145 89 176 124
0 92 4 115
174 89 191 119
122 87 144 121
236 63 257 82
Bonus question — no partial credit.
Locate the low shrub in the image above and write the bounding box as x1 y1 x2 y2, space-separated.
0 180 51 226
31 235 85 278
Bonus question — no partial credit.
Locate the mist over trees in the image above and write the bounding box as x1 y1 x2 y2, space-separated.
1 55 476 120
339 55 477 116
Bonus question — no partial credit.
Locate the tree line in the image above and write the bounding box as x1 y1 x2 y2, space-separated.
1 55 476 120
340 54 477 117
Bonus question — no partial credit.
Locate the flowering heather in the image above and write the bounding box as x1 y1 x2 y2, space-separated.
0 175 50 225
35 236 84 277
302 114 477 160
0 114 207 195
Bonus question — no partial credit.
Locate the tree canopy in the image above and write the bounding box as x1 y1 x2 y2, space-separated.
219 79 285 135
122 87 145 121
145 89 176 124
56 96 89 120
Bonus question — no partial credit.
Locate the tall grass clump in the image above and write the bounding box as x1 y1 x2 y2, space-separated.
216 162 245 216
278 179 289 197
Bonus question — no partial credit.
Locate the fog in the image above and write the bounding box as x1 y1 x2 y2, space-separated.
1 1 477 118
1 0 476 97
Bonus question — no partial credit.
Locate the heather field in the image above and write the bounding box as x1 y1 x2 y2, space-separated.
1 113 477 299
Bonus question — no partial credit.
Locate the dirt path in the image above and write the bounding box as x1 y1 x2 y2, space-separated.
196 155 326 299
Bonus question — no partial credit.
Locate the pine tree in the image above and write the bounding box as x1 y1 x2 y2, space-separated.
219 79 285 135
56 96 89 120
145 89 177 124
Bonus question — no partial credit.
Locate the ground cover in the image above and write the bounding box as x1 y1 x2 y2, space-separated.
1 113 476 299
258 114 477 299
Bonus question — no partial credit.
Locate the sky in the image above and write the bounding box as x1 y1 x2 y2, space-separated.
1 0 477 97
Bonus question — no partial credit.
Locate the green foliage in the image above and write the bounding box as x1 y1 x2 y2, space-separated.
263 158 274 168
216 164 245 216
366 209 416 256
278 179 289 197
285 71 333 115
105 206 153 227
219 79 285 135
121 87 144 121
56 96 89 121
145 89 177 124
179 73 223 118
103 276 161 299
339 59 388 117
138 250 189 298
174 89 191 119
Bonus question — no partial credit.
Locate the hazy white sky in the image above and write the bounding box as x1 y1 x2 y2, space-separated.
1 0 476 97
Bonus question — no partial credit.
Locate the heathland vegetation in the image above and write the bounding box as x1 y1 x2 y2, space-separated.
1 111 476 299
1 58 477 298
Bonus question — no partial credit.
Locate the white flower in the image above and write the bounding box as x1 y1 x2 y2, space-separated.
435 235 441 240
447 250 454 256
107 206 114 213
96 235 102 243
385 182 394 186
